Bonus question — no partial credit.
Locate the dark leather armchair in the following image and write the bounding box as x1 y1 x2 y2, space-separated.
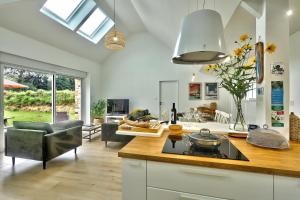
5 120 83 169
101 123 133 147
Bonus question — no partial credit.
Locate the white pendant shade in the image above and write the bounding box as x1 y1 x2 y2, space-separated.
172 9 227 64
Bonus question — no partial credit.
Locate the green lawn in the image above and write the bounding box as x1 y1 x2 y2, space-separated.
4 110 78 125
4 110 52 125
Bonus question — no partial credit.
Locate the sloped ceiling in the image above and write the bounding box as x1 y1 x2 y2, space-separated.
131 0 241 48
0 0 253 64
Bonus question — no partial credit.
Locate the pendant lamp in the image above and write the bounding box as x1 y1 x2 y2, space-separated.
172 9 227 64
105 0 125 50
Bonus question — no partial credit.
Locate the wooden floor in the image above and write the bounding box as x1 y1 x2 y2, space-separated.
0 137 124 200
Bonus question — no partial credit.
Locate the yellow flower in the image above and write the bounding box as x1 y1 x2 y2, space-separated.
234 48 243 57
249 56 256 65
240 34 249 42
266 43 277 54
242 44 253 50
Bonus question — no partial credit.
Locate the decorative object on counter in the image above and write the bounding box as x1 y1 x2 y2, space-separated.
255 41 264 83
171 103 177 124
271 81 284 127
104 0 125 50
204 82 218 100
271 62 285 75
290 112 300 141
91 99 106 125
189 83 202 100
246 124 289 149
203 34 277 131
168 124 183 136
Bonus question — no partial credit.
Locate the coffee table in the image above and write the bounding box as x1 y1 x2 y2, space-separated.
82 124 102 141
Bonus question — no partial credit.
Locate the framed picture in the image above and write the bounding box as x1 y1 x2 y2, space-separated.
189 83 202 100
205 82 218 100
255 41 264 84
271 62 285 75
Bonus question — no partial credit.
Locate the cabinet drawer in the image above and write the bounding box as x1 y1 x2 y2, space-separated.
274 175 300 200
148 187 227 200
147 161 273 200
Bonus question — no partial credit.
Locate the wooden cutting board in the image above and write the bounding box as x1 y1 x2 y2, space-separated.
118 123 162 133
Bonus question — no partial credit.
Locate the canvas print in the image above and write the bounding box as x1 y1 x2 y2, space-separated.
271 62 285 75
255 42 264 84
205 82 218 100
189 83 202 100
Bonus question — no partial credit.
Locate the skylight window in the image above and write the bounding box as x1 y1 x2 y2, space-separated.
43 0 84 21
40 0 114 44
79 8 106 36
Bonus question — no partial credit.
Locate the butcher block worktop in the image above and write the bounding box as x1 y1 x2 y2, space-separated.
118 130 300 177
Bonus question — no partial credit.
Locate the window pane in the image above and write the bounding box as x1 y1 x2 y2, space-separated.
79 8 107 36
3 66 52 126
55 75 81 122
44 0 83 21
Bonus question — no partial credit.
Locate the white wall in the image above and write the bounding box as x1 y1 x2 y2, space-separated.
290 30 300 116
99 32 231 117
0 26 102 152
99 5 256 120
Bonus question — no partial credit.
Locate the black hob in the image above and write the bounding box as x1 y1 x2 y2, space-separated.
162 135 249 161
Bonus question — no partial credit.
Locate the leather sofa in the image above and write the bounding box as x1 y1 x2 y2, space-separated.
5 120 83 169
101 123 134 147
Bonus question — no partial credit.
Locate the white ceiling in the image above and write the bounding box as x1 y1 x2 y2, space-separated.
0 0 299 64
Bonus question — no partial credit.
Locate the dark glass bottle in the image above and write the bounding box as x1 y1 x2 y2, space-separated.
171 103 177 124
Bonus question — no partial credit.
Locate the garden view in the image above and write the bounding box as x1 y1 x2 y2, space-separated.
3 66 81 125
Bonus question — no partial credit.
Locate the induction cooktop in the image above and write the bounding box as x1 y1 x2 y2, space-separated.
162 135 249 161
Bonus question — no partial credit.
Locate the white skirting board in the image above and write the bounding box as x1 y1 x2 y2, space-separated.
116 127 164 137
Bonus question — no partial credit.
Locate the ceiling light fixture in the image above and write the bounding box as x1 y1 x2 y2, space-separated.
287 0 293 16
172 0 227 64
104 0 125 50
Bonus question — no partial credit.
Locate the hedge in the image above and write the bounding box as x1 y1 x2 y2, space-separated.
4 90 75 107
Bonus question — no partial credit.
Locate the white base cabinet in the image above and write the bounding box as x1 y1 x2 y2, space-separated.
274 175 300 200
122 158 300 200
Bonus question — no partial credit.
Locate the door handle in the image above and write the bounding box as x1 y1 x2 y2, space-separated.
180 193 205 200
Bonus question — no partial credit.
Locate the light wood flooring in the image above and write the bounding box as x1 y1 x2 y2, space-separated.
0 137 124 200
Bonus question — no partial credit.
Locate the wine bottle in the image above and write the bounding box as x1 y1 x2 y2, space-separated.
171 103 177 124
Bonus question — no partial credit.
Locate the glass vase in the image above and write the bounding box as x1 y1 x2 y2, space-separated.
233 98 247 131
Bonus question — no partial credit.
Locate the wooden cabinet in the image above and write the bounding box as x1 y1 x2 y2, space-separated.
147 161 273 200
122 159 146 200
274 175 300 200
148 187 228 200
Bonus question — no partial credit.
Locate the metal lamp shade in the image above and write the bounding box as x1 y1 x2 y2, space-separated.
172 9 227 64
104 30 125 50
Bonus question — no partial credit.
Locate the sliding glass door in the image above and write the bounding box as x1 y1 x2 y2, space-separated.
2 64 81 126
55 74 81 122
3 66 52 125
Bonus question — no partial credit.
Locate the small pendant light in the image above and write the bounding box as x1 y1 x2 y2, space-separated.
105 0 125 50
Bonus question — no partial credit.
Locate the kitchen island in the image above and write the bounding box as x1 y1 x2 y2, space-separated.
118 130 300 200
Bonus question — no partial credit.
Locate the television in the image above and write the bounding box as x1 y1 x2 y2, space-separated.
107 99 129 115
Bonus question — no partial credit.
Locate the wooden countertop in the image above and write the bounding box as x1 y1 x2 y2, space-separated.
118 130 300 177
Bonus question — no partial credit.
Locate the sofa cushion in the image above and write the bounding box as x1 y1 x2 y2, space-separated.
51 120 83 130
13 121 54 134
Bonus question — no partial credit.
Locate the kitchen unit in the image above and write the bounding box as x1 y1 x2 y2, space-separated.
118 130 300 200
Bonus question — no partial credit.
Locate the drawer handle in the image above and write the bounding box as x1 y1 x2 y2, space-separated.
128 161 143 168
180 167 228 178
180 194 205 200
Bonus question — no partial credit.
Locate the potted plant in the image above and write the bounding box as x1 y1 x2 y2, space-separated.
203 34 276 131
91 99 107 125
